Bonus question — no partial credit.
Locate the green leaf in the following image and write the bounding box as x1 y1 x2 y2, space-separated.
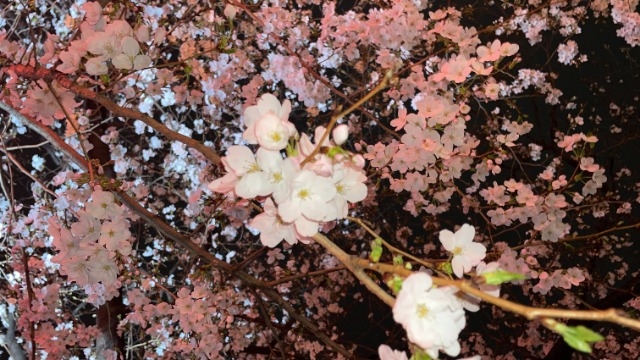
554 324 604 354
392 254 404 266
571 325 605 342
563 334 593 353
481 269 525 285
439 262 453 276
326 145 346 158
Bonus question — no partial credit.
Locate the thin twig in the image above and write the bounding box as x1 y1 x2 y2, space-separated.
8 64 222 167
0 149 58 198
301 70 396 167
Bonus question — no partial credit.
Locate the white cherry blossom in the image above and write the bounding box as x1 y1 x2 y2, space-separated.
243 93 296 145
393 272 466 358
439 224 486 278
278 170 337 236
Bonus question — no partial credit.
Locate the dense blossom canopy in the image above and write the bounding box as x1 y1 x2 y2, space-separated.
0 0 639 359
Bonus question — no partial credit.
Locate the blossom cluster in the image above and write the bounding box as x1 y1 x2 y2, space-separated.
49 187 132 305
57 2 152 75
388 224 498 358
208 93 367 247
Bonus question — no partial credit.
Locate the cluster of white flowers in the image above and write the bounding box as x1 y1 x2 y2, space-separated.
208 94 367 247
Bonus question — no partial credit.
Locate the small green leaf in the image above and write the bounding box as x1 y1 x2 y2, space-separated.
571 326 605 342
563 334 592 353
369 238 383 263
326 146 346 158
554 324 604 354
286 140 298 157
388 275 403 295
481 269 525 285
393 255 404 266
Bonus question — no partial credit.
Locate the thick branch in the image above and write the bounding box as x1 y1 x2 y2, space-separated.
0 308 26 360
312 233 395 306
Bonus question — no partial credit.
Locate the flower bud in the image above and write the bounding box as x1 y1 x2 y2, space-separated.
332 124 349 145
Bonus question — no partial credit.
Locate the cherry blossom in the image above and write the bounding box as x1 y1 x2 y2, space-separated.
330 164 368 218
278 170 337 236
393 272 466 358
2 0 639 358
439 224 486 278
248 198 298 247
377 344 409 360
332 124 350 145
242 93 295 146
85 188 122 220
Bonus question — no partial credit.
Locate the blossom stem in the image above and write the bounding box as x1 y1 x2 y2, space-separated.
347 216 436 268
301 70 396 167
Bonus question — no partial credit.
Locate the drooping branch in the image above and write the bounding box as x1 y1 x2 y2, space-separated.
312 233 395 306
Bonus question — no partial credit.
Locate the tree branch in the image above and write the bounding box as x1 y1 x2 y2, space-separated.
7 64 222 167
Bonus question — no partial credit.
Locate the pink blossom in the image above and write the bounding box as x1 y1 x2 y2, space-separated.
476 39 502 62
249 198 298 247
332 124 349 145
378 345 408 360
82 2 103 26
254 112 292 151
99 219 131 253
242 94 295 145
330 164 367 218
86 188 122 220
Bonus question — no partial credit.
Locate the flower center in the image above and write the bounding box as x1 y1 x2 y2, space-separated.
248 162 261 173
269 131 283 142
416 303 429 318
297 189 311 200
271 172 283 183
452 246 463 255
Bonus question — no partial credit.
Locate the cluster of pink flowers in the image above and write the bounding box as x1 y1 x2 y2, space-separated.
208 93 367 247
49 187 132 305
56 2 152 75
